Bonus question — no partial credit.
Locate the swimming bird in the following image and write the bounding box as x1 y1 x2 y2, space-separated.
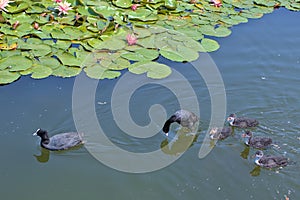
254 150 288 168
209 126 232 140
227 113 259 128
162 110 199 134
242 130 272 149
33 129 84 151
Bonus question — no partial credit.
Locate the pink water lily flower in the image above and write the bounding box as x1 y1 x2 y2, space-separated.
126 33 137 46
211 0 222 7
0 0 12 12
56 1 72 16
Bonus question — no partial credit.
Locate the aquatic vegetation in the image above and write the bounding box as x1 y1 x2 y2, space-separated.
0 0 299 84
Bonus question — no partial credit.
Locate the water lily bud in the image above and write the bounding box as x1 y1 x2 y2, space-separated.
12 21 20 30
33 22 39 30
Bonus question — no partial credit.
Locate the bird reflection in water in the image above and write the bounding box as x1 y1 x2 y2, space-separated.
34 148 50 163
160 126 199 156
250 165 261 176
240 146 250 159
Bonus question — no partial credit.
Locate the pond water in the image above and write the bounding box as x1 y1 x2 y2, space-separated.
1 8 299 200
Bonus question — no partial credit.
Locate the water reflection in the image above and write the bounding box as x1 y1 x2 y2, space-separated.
34 148 50 163
160 127 199 156
240 146 250 159
250 165 261 176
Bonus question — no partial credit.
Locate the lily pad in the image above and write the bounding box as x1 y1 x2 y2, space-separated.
121 49 159 61
30 65 53 79
128 61 172 79
52 66 82 78
107 57 131 70
96 38 126 51
56 53 83 67
200 38 220 52
0 70 20 84
160 44 199 62
84 64 121 79
112 0 132 8
0 55 32 71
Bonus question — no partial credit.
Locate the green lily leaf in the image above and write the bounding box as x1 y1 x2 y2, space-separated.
160 45 199 62
51 29 72 40
84 63 121 79
0 70 20 84
7 2 29 14
200 38 220 52
137 35 156 48
164 0 177 10
39 57 61 70
30 64 53 79
0 55 32 71
96 38 126 51
52 66 82 78
121 48 159 61
84 64 106 79
129 61 172 79
108 57 130 70
56 53 82 67
112 0 132 8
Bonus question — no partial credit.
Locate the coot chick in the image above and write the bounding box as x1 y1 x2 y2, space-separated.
209 126 232 140
162 110 199 134
227 113 259 128
254 150 288 168
242 130 272 149
33 129 84 151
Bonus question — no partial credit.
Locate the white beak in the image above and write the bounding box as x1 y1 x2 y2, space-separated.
33 128 40 136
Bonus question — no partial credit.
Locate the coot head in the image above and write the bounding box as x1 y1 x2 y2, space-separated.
227 114 236 125
255 150 264 159
242 130 252 138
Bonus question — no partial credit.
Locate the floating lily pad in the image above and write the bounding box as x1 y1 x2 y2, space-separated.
0 55 32 71
128 61 172 79
101 70 121 79
7 2 29 14
84 63 121 79
30 64 53 79
107 57 130 70
96 38 126 51
112 0 132 8
56 53 83 67
134 28 152 38
160 44 199 62
52 66 82 78
200 38 220 52
0 70 20 84
121 48 159 61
